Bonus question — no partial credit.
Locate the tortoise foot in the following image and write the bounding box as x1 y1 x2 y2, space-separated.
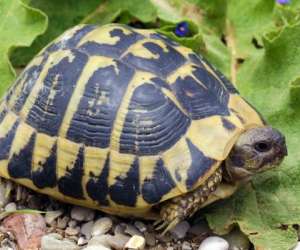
157 167 222 234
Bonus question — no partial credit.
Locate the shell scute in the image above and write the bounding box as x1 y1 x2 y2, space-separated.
119 83 190 155
142 158 176 204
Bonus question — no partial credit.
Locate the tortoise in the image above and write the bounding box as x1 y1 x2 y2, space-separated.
0 23 287 232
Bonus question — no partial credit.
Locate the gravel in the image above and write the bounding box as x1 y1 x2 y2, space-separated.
0 178 252 250
92 217 113 236
41 233 80 250
124 235 146 249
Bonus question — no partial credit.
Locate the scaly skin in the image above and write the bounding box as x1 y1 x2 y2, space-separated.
156 167 223 233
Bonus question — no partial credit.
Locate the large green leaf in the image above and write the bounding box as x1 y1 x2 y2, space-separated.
0 0 47 96
206 23 300 250
11 0 101 67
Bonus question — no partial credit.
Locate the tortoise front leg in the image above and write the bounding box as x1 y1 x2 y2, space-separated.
199 182 238 209
156 167 223 234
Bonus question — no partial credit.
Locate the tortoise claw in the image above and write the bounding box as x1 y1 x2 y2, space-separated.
160 218 180 235
154 218 180 235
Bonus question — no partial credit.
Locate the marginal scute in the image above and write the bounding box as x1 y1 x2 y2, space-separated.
221 117 236 131
0 118 19 161
58 146 85 199
8 125 35 179
142 158 176 204
185 138 216 189
109 157 140 207
86 153 110 206
32 139 57 189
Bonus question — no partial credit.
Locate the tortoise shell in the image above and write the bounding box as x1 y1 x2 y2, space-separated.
0 24 264 217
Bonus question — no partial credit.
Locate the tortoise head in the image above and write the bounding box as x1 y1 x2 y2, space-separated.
225 126 287 181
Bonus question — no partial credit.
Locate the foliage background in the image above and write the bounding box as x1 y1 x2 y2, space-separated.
0 0 300 249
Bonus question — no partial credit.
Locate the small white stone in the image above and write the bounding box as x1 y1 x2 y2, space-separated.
41 234 80 250
293 242 300 250
82 246 111 250
198 236 229 250
88 234 113 248
92 217 113 236
4 202 16 212
182 241 192 250
71 206 94 221
81 221 94 239
45 210 63 225
124 235 145 250
107 234 130 250
77 236 88 246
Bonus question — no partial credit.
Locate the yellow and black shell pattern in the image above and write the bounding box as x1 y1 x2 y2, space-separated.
0 24 264 217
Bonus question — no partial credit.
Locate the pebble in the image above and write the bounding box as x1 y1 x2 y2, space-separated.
293 242 300 250
88 234 113 248
134 221 147 233
68 219 77 228
41 233 80 250
125 224 143 236
45 210 63 225
125 235 146 249
81 221 94 239
77 236 88 246
114 224 126 235
82 246 111 250
65 226 80 236
57 216 70 229
224 229 250 250
170 220 190 239
198 236 229 250
92 217 113 236
182 241 192 250
71 206 95 222
4 202 16 212
107 233 130 250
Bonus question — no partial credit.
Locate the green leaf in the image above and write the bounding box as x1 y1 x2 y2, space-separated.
11 0 101 67
81 0 157 24
150 0 203 24
226 0 276 58
0 0 47 96
206 23 300 250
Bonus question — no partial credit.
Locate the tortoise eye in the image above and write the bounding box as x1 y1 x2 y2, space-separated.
254 141 272 152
